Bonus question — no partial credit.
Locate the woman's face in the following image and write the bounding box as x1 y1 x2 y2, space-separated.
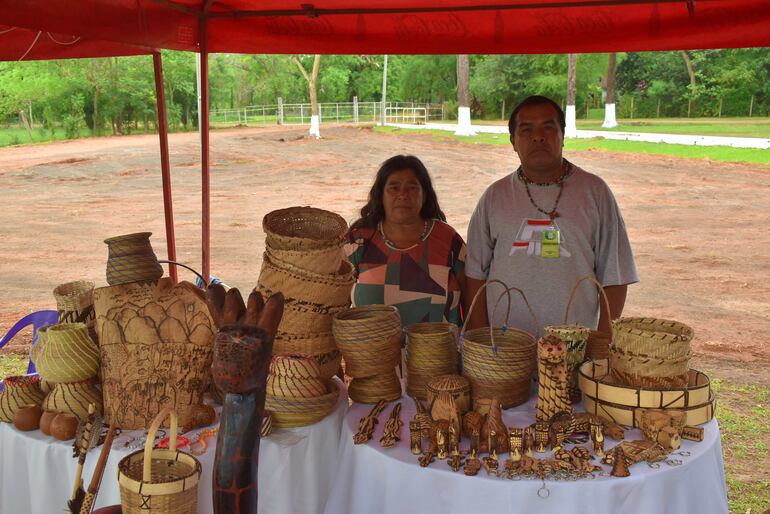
382 168 424 224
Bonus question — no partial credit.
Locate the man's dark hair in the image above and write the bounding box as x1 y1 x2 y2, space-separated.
508 95 566 136
350 155 446 230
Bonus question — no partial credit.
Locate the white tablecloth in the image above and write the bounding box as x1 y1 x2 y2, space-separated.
0 378 347 514
324 395 728 514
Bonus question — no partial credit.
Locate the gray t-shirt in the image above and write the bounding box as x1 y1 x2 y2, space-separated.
465 164 638 336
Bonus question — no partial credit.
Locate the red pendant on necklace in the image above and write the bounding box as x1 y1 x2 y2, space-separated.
548 211 558 220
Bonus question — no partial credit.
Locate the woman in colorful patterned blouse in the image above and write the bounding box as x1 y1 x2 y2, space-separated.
345 155 467 327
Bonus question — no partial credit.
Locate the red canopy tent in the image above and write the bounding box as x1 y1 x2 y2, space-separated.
2 0 770 282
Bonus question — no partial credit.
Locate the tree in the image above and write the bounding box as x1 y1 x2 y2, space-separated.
565 54 577 137
602 53 618 128
680 51 697 117
293 55 321 138
455 55 475 135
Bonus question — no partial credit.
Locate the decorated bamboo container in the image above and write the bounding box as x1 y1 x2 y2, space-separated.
609 317 693 388
426 374 472 414
405 322 459 400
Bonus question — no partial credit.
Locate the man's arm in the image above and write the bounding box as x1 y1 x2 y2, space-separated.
598 284 627 334
464 277 489 330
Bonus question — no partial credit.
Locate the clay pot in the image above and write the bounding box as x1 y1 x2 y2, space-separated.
40 410 58 436
50 413 79 440
13 405 42 431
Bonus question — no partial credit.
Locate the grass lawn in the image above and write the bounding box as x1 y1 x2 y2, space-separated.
375 126 770 165
575 117 770 139
0 127 94 147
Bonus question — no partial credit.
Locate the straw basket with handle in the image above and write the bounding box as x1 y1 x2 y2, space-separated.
461 280 538 409
118 407 201 514
544 275 612 403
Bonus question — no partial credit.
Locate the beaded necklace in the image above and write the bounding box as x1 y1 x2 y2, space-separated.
378 219 431 250
517 160 574 220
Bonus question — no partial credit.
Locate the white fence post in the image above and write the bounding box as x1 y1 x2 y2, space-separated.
277 97 284 125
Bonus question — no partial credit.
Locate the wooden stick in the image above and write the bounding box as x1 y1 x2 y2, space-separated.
78 424 117 514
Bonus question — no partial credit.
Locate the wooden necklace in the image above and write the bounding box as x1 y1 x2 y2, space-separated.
517 160 573 220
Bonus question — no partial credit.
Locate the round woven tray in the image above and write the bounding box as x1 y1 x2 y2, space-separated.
332 305 402 378
578 359 714 427
266 380 341 428
263 206 348 251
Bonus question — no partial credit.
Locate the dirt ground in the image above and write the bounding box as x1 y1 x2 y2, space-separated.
1 125 768 381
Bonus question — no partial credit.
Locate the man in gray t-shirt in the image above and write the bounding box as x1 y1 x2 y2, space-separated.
465 95 638 336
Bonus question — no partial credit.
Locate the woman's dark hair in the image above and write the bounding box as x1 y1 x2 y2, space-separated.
350 155 446 229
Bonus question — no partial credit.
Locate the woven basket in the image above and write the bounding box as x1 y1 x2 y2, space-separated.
272 331 338 359
104 232 164 286
265 245 346 275
267 356 327 398
42 378 103 420
332 305 402 378
33 323 100 383
460 280 537 409
269 355 323 379
426 374 471 414
118 407 201 514
0 375 45 422
610 317 694 388
258 253 355 307
348 372 402 404
263 206 348 251
405 322 459 400
266 379 341 428
53 280 96 334
579 359 715 427
273 300 349 336
586 330 612 360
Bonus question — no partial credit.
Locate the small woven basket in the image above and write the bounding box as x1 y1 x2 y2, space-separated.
348 372 402 404
461 280 537 409
53 280 96 335
263 206 348 251
266 380 341 428
332 305 402 378
609 317 694 388
0 375 45 422
118 407 201 514
33 323 100 383
104 232 164 286
405 322 459 400
42 378 103 420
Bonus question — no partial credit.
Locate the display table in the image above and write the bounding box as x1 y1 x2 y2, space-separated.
324 395 728 514
0 378 347 514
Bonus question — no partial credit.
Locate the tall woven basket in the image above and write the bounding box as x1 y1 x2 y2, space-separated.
53 280 96 337
405 322 459 400
461 280 538 409
118 407 201 514
609 317 693 388
545 275 612 403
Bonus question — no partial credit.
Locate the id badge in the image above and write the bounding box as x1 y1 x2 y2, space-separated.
540 229 560 258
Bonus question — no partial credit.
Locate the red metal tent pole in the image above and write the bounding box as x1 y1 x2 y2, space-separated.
152 50 178 283
199 18 211 284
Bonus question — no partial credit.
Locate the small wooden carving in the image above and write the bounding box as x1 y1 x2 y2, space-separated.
681 425 704 442
610 448 631 477
419 442 437 467
535 422 550 453
591 420 605 457
508 427 523 463
480 398 509 453
409 420 422 455
354 400 388 444
431 392 461 438
462 411 483 438
463 451 481 476
524 426 535 457
380 403 403 448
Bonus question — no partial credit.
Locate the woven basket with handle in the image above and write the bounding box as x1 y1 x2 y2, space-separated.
118 407 201 514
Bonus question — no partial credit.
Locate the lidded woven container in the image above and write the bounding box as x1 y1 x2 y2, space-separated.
0 375 46 422
609 317 693 388
405 322 459 400
426 374 471 414
33 323 100 383
104 232 163 286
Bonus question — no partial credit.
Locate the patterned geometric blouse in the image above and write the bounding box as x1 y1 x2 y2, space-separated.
345 219 467 327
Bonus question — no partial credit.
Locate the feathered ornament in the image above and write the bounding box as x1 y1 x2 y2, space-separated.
68 404 101 514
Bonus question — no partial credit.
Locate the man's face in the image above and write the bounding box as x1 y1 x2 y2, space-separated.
510 103 564 172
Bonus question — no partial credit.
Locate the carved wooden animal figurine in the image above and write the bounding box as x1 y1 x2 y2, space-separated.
354 400 388 444
463 450 481 476
409 420 422 455
591 420 605 457
480 398 509 453
462 411 483 438
431 392 461 439
508 427 523 463
412 397 433 438
212 290 284 514
536 335 572 422
638 409 685 450
610 448 631 477
380 403 403 448
549 411 625 445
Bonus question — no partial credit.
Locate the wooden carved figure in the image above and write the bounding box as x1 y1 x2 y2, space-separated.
535 422 550 453
508 427 523 463
409 420 422 455
436 425 448 460
524 426 535 457
535 335 572 422
590 420 605 458
212 291 284 514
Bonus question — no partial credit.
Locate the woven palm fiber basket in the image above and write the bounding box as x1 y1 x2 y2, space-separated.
426 374 471 414
94 279 216 429
42 378 103 420
586 330 612 361
263 206 348 252
268 298 349 336
347 371 402 404
266 379 341 428
461 280 537 409
265 245 346 275
0 375 45 422
104 232 164 286
578 359 715 427
405 322 459 400
259 253 355 307
118 407 201 514
332 305 402 378
267 355 328 398
33 323 100 383
609 317 694 388
53 280 96 336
